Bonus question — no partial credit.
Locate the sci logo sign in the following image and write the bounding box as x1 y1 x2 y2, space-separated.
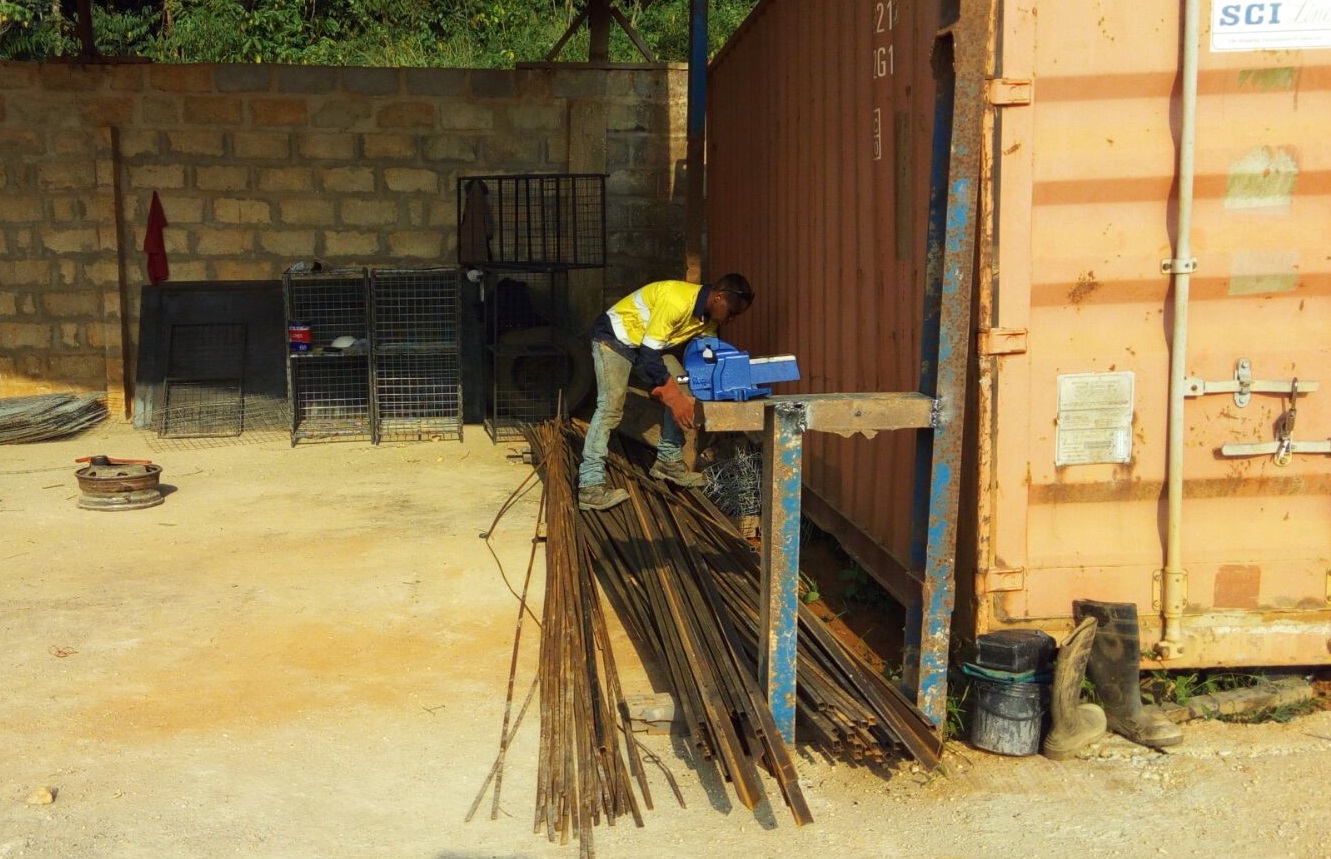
1212 0 1331 51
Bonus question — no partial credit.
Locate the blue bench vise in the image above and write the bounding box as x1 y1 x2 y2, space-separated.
679 336 801 402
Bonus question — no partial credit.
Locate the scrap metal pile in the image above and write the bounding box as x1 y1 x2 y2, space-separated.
475 417 941 856
0 393 106 444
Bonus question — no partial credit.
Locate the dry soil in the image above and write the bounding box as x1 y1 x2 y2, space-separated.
2 421 1329 859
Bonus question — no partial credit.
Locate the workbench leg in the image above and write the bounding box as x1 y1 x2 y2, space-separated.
759 402 805 746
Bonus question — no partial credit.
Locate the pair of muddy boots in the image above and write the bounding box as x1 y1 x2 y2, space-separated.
1044 600 1183 759
578 458 706 511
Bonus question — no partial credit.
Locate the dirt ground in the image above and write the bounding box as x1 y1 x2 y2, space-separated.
3 420 1330 859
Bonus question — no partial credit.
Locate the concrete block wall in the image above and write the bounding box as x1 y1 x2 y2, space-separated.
0 61 689 403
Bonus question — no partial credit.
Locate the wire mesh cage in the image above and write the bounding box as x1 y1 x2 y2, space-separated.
285 269 370 348
458 174 606 270
289 356 372 444
158 322 248 438
370 268 462 353
486 343 567 443
373 352 463 443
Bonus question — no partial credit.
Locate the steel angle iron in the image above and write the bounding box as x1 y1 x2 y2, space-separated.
74 455 164 511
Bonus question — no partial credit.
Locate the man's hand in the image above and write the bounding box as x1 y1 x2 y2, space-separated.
651 377 696 430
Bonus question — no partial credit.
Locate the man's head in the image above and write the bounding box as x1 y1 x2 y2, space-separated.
705 272 754 324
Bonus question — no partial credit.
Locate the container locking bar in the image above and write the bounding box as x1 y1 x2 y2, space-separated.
1183 358 1317 408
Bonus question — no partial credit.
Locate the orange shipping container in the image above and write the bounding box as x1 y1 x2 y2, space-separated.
708 0 1331 673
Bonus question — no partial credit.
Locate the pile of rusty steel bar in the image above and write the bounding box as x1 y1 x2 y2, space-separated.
510 417 944 844
525 418 653 858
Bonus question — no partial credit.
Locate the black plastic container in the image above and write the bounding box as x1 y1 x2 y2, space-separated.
974 629 1056 674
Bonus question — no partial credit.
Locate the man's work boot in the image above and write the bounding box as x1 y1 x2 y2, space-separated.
1073 600 1183 749
648 458 707 488
578 483 629 511
1043 616 1107 760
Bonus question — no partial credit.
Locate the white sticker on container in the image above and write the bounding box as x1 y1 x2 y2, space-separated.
1056 372 1135 466
1212 1 1331 52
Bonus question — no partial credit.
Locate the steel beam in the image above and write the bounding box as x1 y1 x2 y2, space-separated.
759 402 805 745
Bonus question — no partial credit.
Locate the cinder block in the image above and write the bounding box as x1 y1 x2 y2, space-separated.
129 163 186 190
0 194 47 221
437 102 494 130
195 165 250 192
251 98 309 127
83 259 122 285
38 65 102 92
50 197 90 221
341 199 397 227
322 230 381 257
38 162 96 191
363 133 417 160
279 198 337 226
196 227 255 255
149 65 213 93
343 68 399 96
0 323 53 349
320 167 376 194
52 130 96 157
212 198 272 224
59 322 82 348
404 68 466 97
194 164 251 190
297 133 356 161
469 70 517 98
48 355 104 384
277 66 340 94
77 96 135 125
313 99 373 129
259 229 317 257
0 129 46 158
117 129 161 159
216 65 273 93
0 65 36 89
39 227 98 254
167 130 226 157
212 259 276 281
423 136 478 162
46 290 103 319
258 167 315 193
508 103 565 131
386 231 441 258
233 131 291 160
376 101 435 129
140 97 179 126
0 291 16 316
107 64 146 92
184 96 243 126
551 70 606 99
383 168 438 194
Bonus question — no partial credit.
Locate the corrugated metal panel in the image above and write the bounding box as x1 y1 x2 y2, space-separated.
708 0 938 576
710 0 1331 668
979 3 1331 665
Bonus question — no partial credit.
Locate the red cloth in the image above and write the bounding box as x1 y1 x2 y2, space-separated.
144 191 169 284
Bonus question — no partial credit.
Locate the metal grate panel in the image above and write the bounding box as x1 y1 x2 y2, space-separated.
289 355 372 443
371 268 462 353
285 270 370 348
373 352 463 442
458 174 606 270
486 343 566 443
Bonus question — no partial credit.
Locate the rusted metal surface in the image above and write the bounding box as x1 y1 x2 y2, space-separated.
75 462 163 511
707 0 943 589
710 0 1331 672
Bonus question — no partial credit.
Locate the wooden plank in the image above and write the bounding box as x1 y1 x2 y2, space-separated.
697 392 935 434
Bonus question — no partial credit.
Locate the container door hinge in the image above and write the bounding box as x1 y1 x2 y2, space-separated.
986 78 1032 106
977 327 1028 356
1184 358 1318 408
983 567 1026 593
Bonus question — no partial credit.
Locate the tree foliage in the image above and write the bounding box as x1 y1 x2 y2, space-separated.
0 0 759 66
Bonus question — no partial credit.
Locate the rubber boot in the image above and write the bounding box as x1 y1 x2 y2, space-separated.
1042 616 1107 760
1073 600 1183 749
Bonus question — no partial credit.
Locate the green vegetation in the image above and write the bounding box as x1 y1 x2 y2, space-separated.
0 1 760 66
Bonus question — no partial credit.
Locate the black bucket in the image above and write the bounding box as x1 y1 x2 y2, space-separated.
970 676 1049 756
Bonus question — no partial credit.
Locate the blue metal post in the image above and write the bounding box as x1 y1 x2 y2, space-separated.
759 402 805 745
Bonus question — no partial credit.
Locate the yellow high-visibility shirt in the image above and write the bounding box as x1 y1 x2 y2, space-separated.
605 280 716 352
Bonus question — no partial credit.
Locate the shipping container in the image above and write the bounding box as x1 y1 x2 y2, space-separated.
707 0 1331 697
